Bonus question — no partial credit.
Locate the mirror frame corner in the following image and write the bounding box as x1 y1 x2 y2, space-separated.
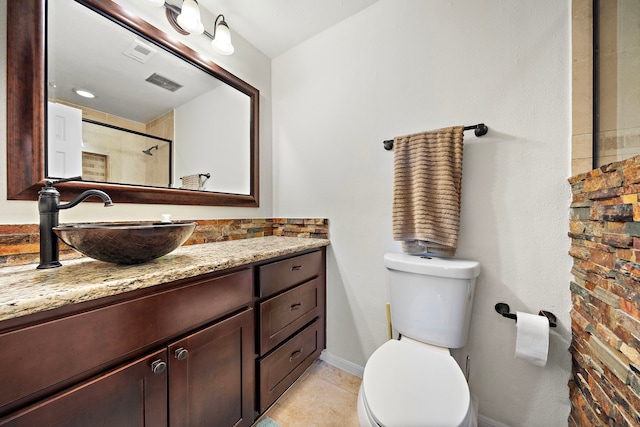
7 0 260 207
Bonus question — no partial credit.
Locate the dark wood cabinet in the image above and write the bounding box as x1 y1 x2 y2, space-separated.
255 249 326 413
168 309 254 427
0 247 327 425
1 310 255 427
0 349 168 427
0 268 253 414
0 268 255 427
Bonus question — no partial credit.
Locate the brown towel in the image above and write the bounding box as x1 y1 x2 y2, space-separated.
181 174 206 190
392 126 464 257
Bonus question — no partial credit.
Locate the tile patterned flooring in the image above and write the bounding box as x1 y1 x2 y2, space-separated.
256 359 362 427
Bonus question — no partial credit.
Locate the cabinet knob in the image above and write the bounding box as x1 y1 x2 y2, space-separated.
174 347 189 361
290 302 302 311
290 265 303 271
289 349 303 362
151 359 167 375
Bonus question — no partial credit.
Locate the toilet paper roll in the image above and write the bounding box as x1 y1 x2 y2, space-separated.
515 311 549 367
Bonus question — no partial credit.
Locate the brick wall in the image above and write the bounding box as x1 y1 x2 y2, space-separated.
569 156 640 425
0 218 329 267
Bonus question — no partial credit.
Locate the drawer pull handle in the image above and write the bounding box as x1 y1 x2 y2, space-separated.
289 349 303 362
174 347 189 361
290 303 303 311
151 360 167 375
290 265 303 271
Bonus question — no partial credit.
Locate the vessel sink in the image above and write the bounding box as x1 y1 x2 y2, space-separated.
53 221 197 265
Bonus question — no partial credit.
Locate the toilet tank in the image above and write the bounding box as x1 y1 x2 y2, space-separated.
384 253 481 348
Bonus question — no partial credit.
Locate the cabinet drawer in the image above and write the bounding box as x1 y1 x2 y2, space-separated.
258 250 322 298
0 268 252 414
258 278 321 355
258 318 322 413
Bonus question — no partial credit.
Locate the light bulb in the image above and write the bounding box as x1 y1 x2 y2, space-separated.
177 0 204 34
212 21 234 55
73 88 96 98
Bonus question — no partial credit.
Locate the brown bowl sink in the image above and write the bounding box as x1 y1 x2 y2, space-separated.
53 221 197 265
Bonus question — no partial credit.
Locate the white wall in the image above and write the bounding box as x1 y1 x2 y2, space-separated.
272 1 573 426
0 1 272 224
175 84 250 194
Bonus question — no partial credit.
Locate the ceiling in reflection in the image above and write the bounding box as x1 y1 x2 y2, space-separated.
49 1 224 123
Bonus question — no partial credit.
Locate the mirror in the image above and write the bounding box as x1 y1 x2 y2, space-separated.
7 0 259 206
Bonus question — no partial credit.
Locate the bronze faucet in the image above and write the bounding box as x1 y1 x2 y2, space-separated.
37 178 113 269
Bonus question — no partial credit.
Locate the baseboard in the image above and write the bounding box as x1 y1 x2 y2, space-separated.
478 414 511 427
319 350 364 378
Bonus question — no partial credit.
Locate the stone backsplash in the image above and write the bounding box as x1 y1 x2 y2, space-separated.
568 156 640 425
0 218 329 267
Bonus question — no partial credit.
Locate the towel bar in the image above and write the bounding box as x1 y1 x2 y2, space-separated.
383 123 488 150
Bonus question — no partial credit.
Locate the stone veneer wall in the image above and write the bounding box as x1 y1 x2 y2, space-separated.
0 218 329 267
569 156 640 425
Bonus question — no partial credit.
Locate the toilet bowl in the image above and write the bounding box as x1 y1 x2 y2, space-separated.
357 338 476 427
357 254 481 427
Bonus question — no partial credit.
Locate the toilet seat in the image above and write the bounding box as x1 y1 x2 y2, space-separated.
361 339 473 427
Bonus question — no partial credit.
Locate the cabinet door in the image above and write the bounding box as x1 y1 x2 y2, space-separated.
0 349 168 427
0 268 252 414
168 309 254 427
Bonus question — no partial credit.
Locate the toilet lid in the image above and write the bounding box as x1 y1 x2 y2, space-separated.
362 339 471 427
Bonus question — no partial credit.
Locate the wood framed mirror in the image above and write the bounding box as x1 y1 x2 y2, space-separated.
7 0 259 206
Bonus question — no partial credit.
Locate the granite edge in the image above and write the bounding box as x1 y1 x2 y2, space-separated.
0 236 330 322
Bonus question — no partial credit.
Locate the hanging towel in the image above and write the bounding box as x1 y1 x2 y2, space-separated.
181 174 207 190
392 126 464 257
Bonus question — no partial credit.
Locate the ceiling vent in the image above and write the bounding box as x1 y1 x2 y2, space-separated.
122 39 157 64
145 73 183 92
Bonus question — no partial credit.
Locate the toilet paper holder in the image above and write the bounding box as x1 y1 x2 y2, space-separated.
495 302 557 328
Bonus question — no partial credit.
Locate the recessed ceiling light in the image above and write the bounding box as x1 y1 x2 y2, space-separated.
73 88 96 98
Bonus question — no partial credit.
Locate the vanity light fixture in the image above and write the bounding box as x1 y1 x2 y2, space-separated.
211 14 234 55
151 1 235 55
73 88 96 99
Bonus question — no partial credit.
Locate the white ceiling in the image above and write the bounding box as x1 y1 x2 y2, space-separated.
48 0 380 122
197 0 380 58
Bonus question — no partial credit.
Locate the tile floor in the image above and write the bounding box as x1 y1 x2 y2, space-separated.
256 359 362 427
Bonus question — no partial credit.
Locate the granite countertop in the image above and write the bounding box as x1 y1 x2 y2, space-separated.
0 236 330 323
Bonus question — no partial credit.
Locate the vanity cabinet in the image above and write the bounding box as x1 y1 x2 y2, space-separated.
255 249 326 413
0 245 327 425
168 309 254 426
0 268 255 427
0 349 169 426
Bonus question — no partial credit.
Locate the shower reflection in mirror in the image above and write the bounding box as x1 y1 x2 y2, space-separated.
47 100 172 188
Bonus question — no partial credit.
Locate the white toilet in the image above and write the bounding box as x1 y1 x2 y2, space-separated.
357 253 481 427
